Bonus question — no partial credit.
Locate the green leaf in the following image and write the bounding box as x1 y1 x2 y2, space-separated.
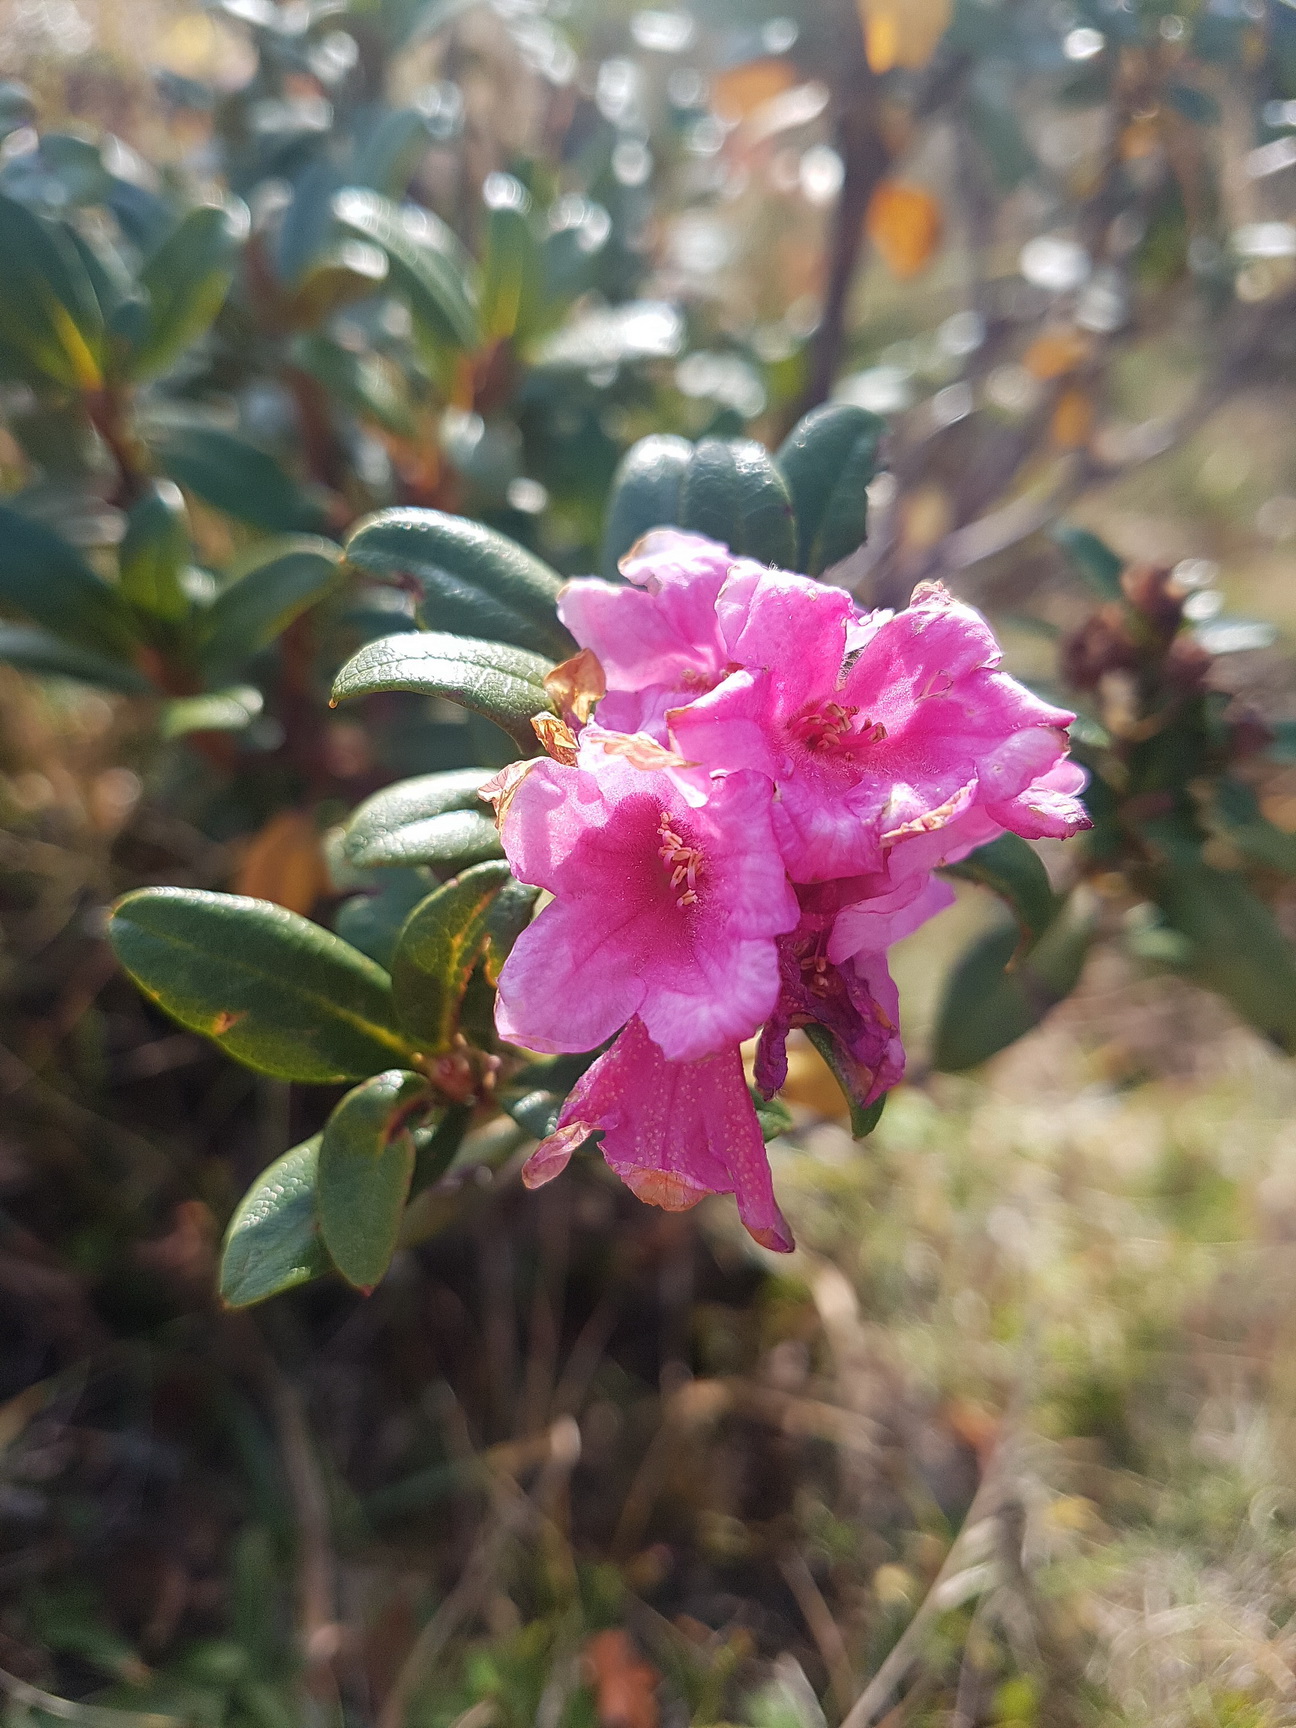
161 685 263 740
109 888 414 1082
1051 523 1124 600
479 194 542 342
219 1136 330 1307
0 625 153 692
803 1023 888 1139
318 1070 427 1290
332 630 555 751
0 502 139 659
940 833 1057 945
932 891 1097 1072
127 202 244 381
352 105 442 197
333 187 480 355
342 767 501 870
1152 862 1296 1051
391 860 515 1052
119 480 190 622
334 868 433 970
199 536 343 673
776 404 885 576
600 434 693 577
752 1088 794 1143
343 507 572 659
290 333 415 435
0 191 104 388
678 438 797 568
155 425 326 534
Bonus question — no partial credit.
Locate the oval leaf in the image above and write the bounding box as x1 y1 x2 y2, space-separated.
776 403 884 577
0 625 153 693
344 508 571 659
220 1136 330 1308
0 191 104 389
940 832 1057 947
155 425 326 534
199 536 343 673
678 438 797 568
332 631 556 751
318 1070 427 1290
600 434 693 577
109 888 414 1083
0 502 139 659
932 891 1096 1072
119 480 190 623
128 202 243 382
391 860 517 1052
1153 862 1296 1052
342 768 501 870
333 188 480 354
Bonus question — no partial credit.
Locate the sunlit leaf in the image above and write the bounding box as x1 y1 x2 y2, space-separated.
342 767 501 871
220 1136 330 1308
866 182 943 278
332 631 556 751
318 1070 428 1289
390 859 518 1052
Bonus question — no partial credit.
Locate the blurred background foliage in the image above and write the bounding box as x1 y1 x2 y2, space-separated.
4 0 1296 1723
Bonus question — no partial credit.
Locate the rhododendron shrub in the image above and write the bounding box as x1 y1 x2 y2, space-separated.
492 532 1091 1250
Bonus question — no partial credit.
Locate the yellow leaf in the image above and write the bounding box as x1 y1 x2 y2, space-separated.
866 181 943 278
233 809 329 916
713 57 798 123
1049 387 1095 451
857 0 952 73
1022 328 1092 380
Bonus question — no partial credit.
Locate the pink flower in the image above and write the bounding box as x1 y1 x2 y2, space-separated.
754 915 905 1109
671 575 1087 882
521 1015 794 1252
558 530 745 739
493 737 799 1063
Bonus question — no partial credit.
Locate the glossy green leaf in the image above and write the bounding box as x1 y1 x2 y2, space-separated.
127 202 244 381
0 625 153 693
155 426 326 534
0 502 139 659
600 434 693 577
161 686 263 740
342 767 500 870
219 1136 330 1308
391 860 515 1052
932 891 1097 1072
941 833 1057 945
1152 863 1296 1052
353 105 442 197
333 187 480 354
479 196 541 343
678 438 797 568
318 1070 428 1290
119 481 190 622
343 507 571 658
776 404 885 576
1051 523 1123 600
332 630 555 751
199 536 343 673
109 888 414 1083
334 868 434 970
290 333 414 435
802 1024 888 1139
752 1089 794 1143
0 191 104 389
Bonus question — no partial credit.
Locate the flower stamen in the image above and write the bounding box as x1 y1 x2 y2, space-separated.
658 811 705 909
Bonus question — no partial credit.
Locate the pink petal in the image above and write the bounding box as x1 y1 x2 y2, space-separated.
547 1016 794 1252
828 874 957 962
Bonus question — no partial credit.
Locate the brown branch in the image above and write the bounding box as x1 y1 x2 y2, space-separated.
779 1550 858 1722
804 4 891 410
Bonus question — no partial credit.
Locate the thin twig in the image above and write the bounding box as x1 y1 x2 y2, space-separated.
779 1550 858 1723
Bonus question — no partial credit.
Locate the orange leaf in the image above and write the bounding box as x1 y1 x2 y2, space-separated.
583 1629 660 1728
232 809 329 916
857 0 952 72
1049 387 1095 451
713 57 798 123
1022 328 1092 381
866 182 943 278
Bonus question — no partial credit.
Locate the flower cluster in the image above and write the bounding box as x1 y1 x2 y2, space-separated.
488 531 1090 1251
